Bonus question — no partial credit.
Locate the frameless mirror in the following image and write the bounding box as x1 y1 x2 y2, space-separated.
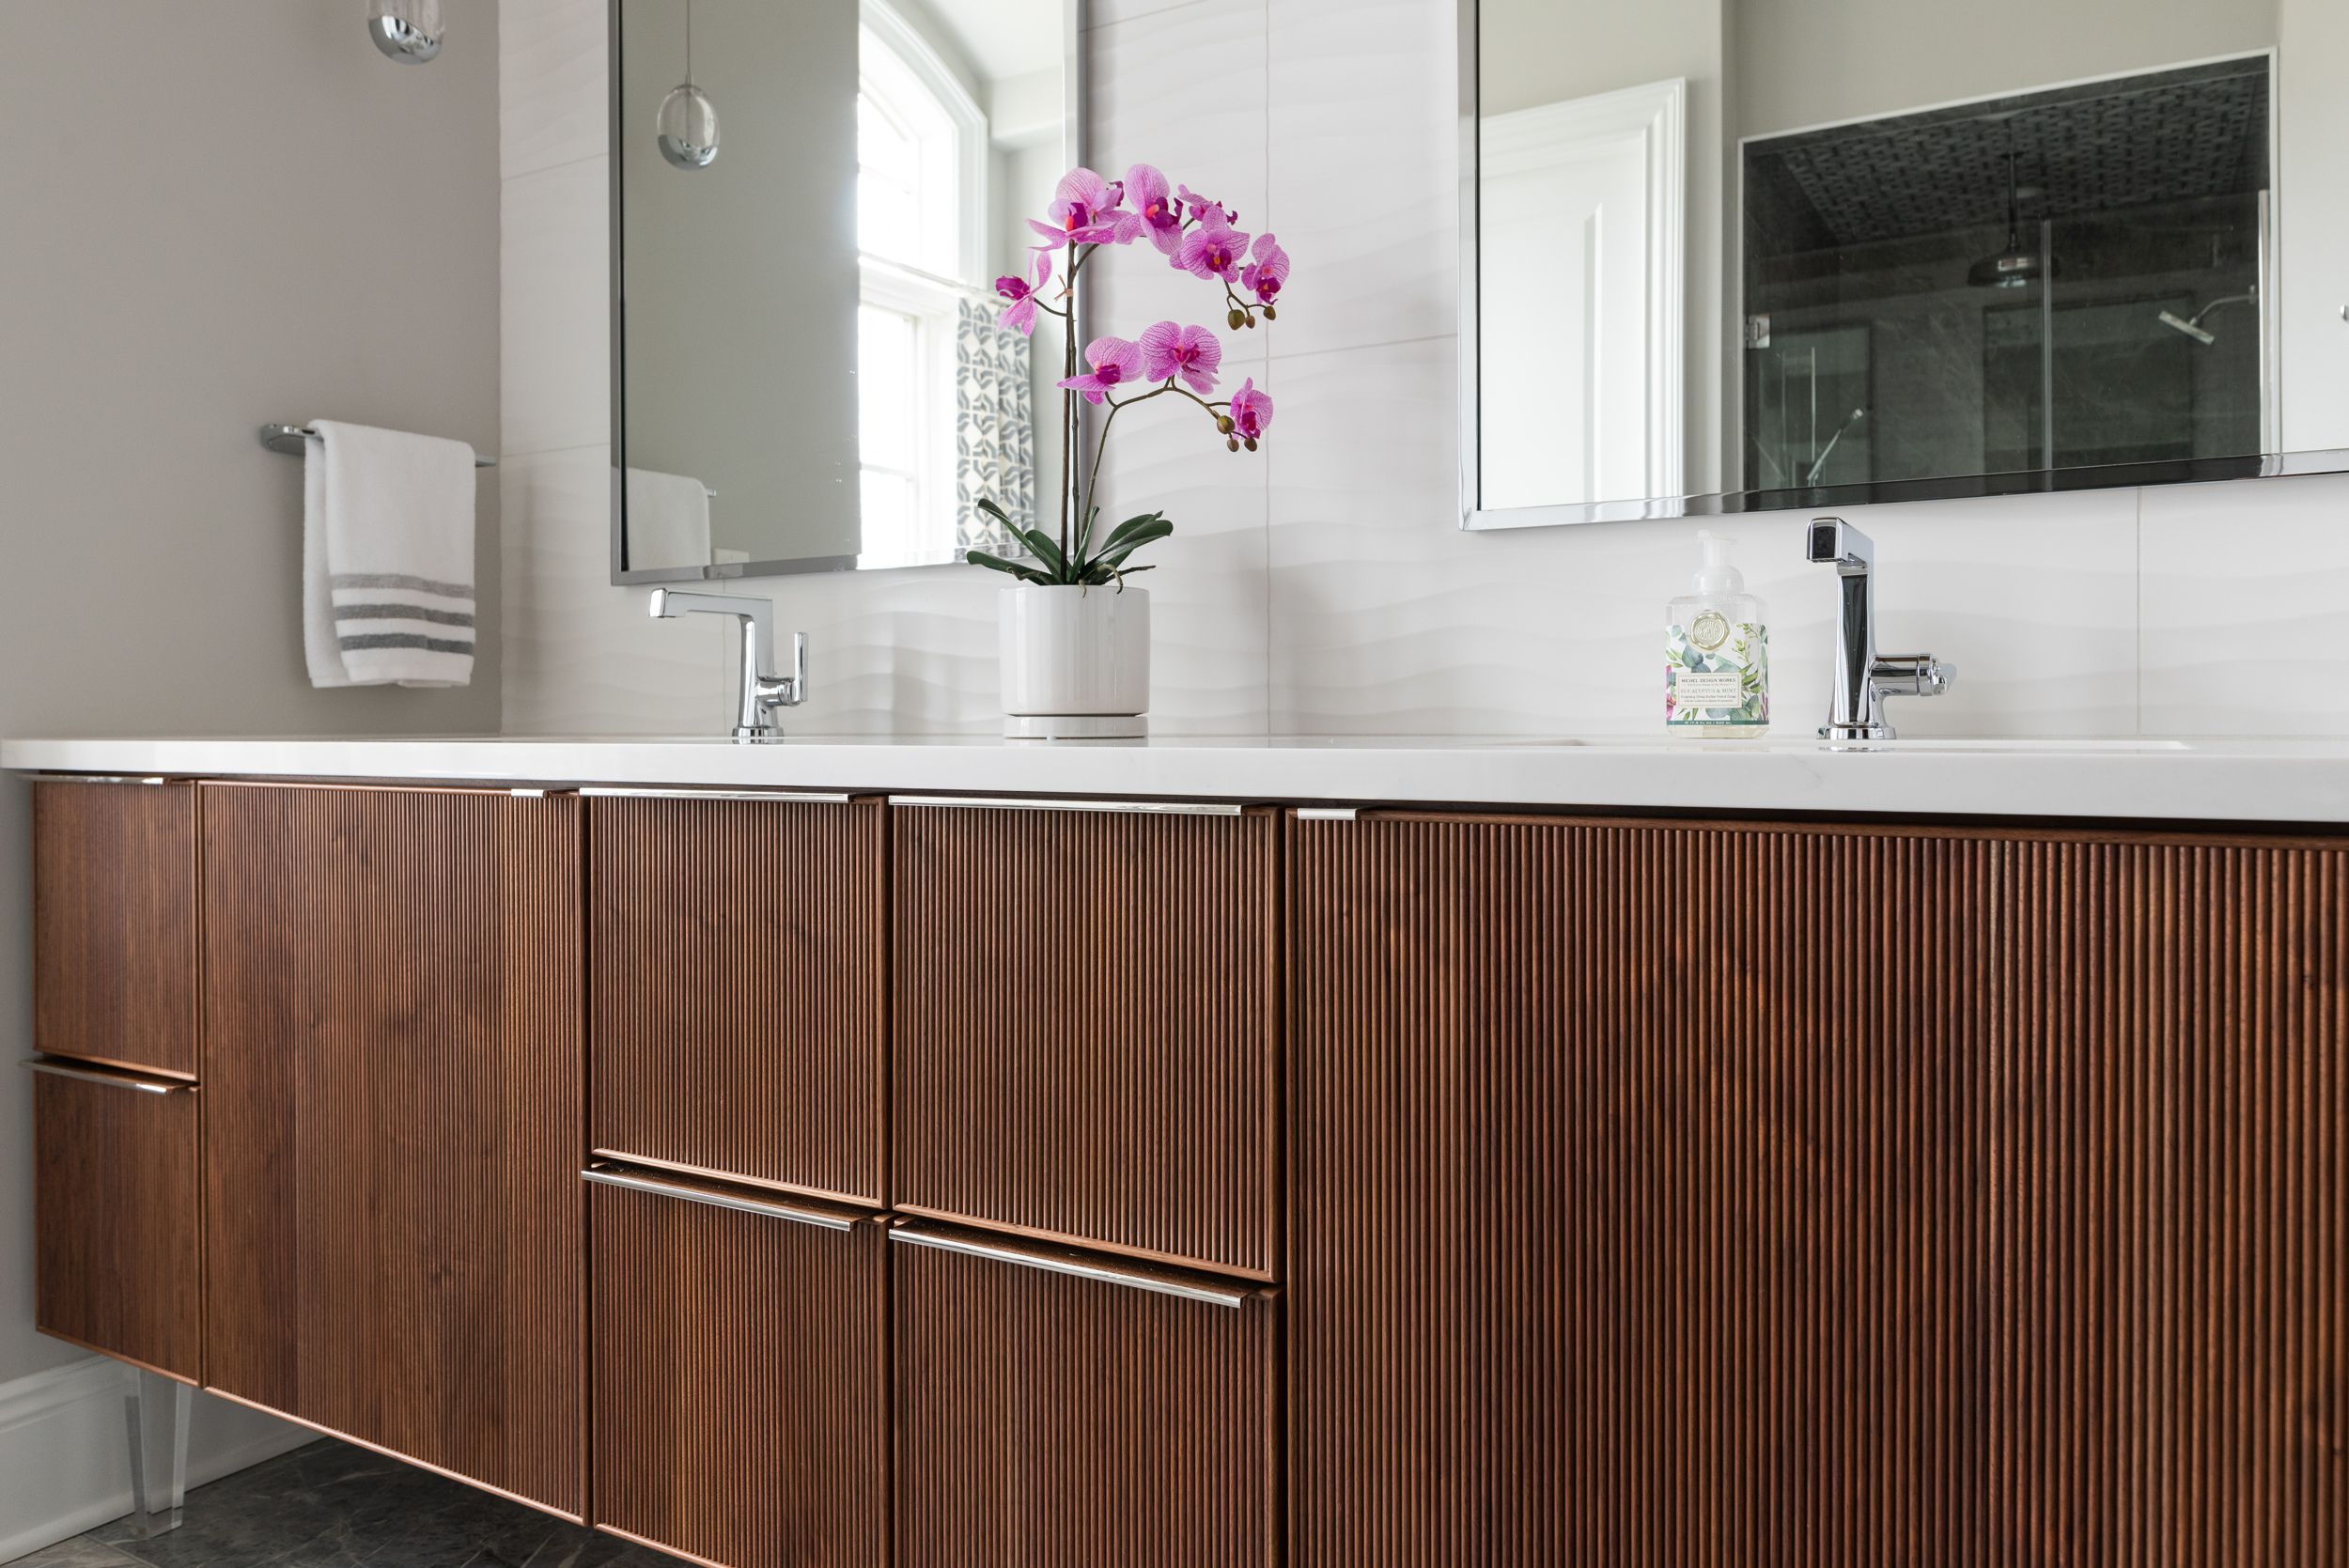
1464 0 2349 527
612 0 1077 582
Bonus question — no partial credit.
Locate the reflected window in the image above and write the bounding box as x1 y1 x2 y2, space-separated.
857 5 984 565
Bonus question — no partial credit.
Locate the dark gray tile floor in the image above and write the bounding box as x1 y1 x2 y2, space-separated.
5 1440 686 1568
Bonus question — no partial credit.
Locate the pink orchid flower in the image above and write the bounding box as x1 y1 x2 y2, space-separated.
1240 233 1289 305
1176 222 1251 284
1178 184 1236 225
1139 321 1222 394
1058 335 1147 404
1126 163 1187 256
1028 166 1130 249
995 251 1054 335
1229 377 1273 443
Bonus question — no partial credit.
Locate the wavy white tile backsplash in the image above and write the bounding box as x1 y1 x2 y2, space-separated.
498 0 2349 740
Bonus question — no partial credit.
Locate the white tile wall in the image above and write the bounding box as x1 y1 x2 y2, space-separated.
500 0 2349 742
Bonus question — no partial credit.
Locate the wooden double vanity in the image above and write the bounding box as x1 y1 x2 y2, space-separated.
14 738 2347 1567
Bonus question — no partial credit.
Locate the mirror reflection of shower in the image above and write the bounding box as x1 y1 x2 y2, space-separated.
1742 54 2272 491
2159 286 2259 347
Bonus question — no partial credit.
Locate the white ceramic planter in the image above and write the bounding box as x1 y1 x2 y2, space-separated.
997 584 1151 739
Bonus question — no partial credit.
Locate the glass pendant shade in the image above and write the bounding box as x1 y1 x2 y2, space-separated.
658 82 721 169
367 0 443 63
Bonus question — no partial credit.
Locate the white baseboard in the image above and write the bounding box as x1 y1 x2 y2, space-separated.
0 1355 314 1562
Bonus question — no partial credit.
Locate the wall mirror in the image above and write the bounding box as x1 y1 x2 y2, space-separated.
612 0 1078 582
1464 0 2349 528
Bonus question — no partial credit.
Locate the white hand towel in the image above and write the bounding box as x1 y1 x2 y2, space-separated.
625 467 714 569
303 420 478 689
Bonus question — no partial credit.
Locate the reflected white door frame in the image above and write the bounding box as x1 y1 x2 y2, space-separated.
1468 77 1686 526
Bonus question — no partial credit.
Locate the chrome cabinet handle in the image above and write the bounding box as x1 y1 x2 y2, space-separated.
23 1060 192 1095
578 787 853 803
582 1165 858 1232
887 1224 1254 1309
888 796 1245 816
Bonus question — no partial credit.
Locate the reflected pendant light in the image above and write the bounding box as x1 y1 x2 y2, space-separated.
657 0 721 169
367 0 443 63
1968 131 2045 289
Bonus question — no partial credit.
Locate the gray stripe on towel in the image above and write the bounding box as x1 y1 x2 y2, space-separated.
336 603 476 628
338 633 475 655
329 572 474 599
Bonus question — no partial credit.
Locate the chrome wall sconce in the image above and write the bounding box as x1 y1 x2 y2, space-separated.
368 0 445 63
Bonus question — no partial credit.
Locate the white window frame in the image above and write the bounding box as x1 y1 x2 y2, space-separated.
859 0 988 286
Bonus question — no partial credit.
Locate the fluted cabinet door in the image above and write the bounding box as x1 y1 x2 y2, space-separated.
1990 836 2348 1565
589 795 885 1204
33 779 199 1078
33 1064 203 1381
893 802 1280 1278
1288 813 1998 1565
892 1226 1278 1568
201 784 586 1519
591 1172 886 1568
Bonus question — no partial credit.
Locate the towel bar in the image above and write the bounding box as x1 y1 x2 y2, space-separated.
258 423 497 468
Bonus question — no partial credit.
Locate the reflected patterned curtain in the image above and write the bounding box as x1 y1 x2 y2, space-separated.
955 297 1034 551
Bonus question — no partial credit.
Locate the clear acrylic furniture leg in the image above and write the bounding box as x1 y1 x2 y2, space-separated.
123 1369 192 1538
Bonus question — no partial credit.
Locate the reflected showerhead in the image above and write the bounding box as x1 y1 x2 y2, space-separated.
2157 287 2257 347
2157 310 2217 346
1968 134 2046 290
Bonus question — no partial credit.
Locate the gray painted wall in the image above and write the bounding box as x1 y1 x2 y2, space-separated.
0 0 504 1388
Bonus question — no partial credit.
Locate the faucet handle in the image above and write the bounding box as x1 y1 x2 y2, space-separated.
1806 516 1874 571
1871 654 1955 699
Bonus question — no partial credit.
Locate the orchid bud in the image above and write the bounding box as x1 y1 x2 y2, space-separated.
1226 437 1240 452
1227 307 1245 330
1244 314 1257 329
1243 437 1258 452
1263 305 1278 320
1217 414 1235 433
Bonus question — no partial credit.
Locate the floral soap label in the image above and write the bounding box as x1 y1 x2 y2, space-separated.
1667 621 1769 729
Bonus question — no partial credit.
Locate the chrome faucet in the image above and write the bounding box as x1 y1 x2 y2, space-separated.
648 589 809 743
1805 518 1954 742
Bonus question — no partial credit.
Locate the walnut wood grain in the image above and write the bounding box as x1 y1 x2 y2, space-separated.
33 1065 202 1381
200 783 586 1519
1991 835 2349 1564
893 1223 1278 1567
32 780 198 1078
1288 810 2349 1565
588 795 885 1204
892 804 1280 1277
591 1172 887 1568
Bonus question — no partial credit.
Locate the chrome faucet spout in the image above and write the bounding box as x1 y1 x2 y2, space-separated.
1805 518 1953 743
647 589 809 743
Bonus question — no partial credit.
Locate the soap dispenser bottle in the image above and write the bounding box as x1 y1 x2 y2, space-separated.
1666 531 1769 737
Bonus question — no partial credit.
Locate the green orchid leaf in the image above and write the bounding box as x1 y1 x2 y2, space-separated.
965 549 1050 585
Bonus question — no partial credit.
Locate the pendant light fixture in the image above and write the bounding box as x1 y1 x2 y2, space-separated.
1968 122 2045 290
657 0 721 169
366 0 444 63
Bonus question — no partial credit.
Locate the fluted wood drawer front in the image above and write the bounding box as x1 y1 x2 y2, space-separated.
1290 814 1999 1565
591 1170 887 1568
892 1225 1278 1568
202 784 586 1519
33 779 198 1078
893 802 1279 1277
1991 836 2349 1565
589 795 885 1204
33 1063 202 1381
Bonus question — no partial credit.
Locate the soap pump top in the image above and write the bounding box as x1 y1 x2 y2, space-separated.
1692 530 1741 593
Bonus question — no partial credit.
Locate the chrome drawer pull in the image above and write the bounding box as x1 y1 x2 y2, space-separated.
582 1165 857 1231
24 1060 191 1094
888 795 1244 816
579 787 854 804
888 1225 1252 1309
24 774 170 786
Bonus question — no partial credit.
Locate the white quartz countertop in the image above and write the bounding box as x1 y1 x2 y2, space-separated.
8 733 2349 826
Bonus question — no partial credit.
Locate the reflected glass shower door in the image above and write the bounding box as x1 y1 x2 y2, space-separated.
1748 325 1872 491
